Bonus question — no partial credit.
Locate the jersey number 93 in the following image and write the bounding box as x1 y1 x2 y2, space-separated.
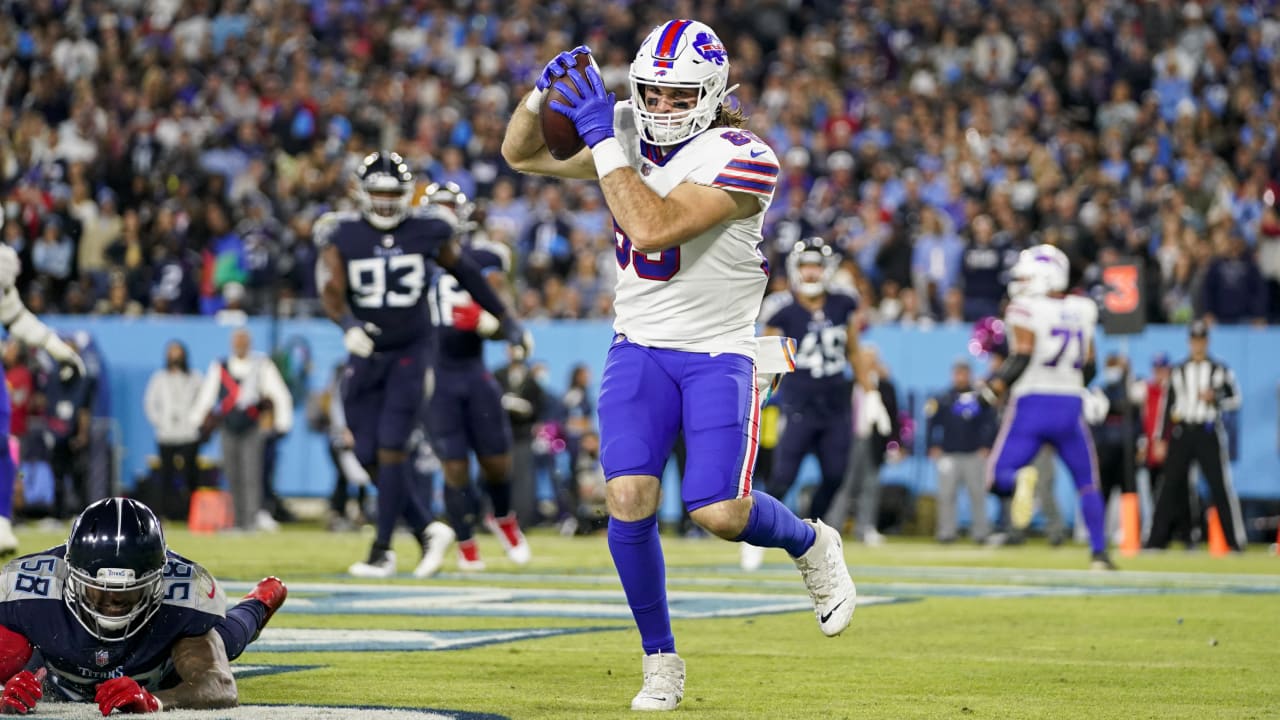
349 254 426 308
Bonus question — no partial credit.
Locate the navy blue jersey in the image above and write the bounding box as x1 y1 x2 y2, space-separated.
427 240 510 370
315 207 457 351
0 547 226 701
762 290 858 410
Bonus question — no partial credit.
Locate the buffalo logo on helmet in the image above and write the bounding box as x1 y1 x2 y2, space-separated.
692 32 727 65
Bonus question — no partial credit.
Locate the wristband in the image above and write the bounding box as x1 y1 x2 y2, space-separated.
339 314 362 332
523 87 544 114
591 137 629 178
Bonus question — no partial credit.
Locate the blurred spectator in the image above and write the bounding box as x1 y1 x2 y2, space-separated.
1202 233 1268 325
189 327 292 532
0 0 1275 328
494 345 550 526
143 340 203 520
2 342 34 440
927 361 997 544
827 345 900 545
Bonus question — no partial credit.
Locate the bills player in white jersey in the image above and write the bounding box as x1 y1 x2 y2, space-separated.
503 20 856 712
979 244 1114 570
0 245 84 557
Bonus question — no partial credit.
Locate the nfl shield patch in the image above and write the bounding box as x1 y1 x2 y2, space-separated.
95 649 110 667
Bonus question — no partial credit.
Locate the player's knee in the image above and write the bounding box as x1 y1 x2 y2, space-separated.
442 461 470 488
377 448 407 466
689 497 751 540
605 476 660 521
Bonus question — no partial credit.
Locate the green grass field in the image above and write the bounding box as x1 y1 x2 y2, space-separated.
14 524 1280 720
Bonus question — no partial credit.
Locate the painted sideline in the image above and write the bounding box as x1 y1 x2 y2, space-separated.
15 704 508 720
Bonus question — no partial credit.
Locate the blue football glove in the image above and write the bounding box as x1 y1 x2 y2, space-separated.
548 67 616 148
536 45 592 91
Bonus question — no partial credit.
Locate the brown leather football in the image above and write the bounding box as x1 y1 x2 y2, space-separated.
540 52 597 161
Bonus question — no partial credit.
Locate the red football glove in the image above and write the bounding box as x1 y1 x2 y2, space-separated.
451 301 482 331
1 668 45 715
95 676 161 715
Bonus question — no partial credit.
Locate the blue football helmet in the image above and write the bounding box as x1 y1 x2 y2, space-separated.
64 498 167 642
419 181 475 231
354 151 415 230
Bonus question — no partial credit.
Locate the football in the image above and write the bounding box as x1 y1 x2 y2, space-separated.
540 51 598 161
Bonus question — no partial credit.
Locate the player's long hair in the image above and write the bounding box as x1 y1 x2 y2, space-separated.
713 103 747 129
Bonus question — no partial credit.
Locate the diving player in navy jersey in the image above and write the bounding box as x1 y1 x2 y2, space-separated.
423 183 531 571
0 498 285 715
742 238 860 571
317 152 530 578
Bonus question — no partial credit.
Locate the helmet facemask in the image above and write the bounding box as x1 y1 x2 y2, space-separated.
787 240 837 297
629 20 733 147
64 565 165 642
357 174 413 230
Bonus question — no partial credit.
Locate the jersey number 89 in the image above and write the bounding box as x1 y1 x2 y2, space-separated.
348 254 426 308
615 228 680 281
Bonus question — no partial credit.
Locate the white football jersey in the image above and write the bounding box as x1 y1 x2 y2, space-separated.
1003 294 1098 398
609 101 776 358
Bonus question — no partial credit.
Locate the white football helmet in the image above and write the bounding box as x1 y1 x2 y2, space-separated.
1007 244 1070 298
629 19 732 146
786 237 837 298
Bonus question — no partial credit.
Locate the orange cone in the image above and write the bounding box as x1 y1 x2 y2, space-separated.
1206 507 1230 557
1120 492 1141 557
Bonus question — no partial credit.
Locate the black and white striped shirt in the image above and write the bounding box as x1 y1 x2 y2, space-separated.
1166 358 1241 425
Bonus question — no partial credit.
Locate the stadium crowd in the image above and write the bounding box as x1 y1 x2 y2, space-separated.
3 0 1279 327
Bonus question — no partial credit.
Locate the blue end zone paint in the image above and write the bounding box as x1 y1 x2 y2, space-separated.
253 704 510 720
232 664 320 680
247 626 626 653
222 581 898 619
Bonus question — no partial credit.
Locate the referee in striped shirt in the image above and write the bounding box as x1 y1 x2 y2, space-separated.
1146 320 1246 551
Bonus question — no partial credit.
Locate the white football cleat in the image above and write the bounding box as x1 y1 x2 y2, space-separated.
630 652 684 712
486 513 531 565
0 517 17 557
795 520 856 637
1010 466 1038 531
348 548 397 578
739 543 765 571
413 522 456 579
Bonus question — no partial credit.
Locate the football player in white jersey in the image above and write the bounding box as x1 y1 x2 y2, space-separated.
979 244 1114 570
503 20 856 712
0 244 84 557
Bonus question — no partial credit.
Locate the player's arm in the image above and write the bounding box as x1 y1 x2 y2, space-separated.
96 630 236 714
437 239 531 354
316 226 375 358
544 63 759 251
502 47 599 180
980 324 1034 406
0 246 83 378
501 91 598 180
846 311 874 389
603 173 759 253
1081 337 1097 385
155 631 237 710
